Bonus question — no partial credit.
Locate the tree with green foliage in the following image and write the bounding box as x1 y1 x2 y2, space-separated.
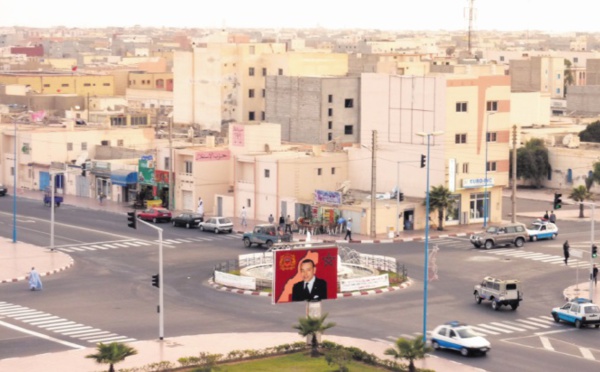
564 59 574 96
579 121 600 142
86 342 138 372
516 138 551 188
384 335 431 372
569 185 593 218
293 313 336 357
423 185 453 231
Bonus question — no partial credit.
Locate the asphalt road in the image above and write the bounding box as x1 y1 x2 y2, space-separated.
1 195 599 371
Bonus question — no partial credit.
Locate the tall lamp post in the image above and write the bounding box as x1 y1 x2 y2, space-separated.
416 130 443 343
483 112 496 228
11 112 29 243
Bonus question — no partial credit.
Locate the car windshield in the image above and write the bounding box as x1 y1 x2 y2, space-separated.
584 305 600 313
456 328 478 338
219 218 232 224
486 227 497 233
528 223 541 230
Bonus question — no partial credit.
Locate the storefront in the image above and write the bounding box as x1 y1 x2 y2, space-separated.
90 161 111 200
110 169 138 203
295 190 343 234
461 177 492 224
155 170 171 208
138 156 163 208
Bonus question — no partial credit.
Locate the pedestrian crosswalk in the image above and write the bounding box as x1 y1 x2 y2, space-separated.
0 302 136 345
52 234 244 253
484 248 592 268
430 236 471 249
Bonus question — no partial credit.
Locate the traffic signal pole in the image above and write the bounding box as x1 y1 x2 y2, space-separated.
590 203 595 303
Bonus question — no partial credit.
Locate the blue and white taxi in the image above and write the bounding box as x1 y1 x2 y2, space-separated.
526 220 558 242
551 298 600 329
430 321 490 356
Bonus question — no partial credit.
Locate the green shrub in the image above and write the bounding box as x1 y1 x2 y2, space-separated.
325 347 352 372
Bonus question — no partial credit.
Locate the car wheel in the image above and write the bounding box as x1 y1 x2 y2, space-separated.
186 223 190 229
172 221 176 227
243 238 252 248
266 240 273 248
460 348 469 357
575 319 582 329
514 238 524 247
552 313 560 322
510 303 519 310
200 225 205 231
531 235 538 242
473 243 481 248
432 341 440 350
481 351 488 356
551 233 557 240
215 228 220 234
595 324 599 328
484 240 494 250
492 300 500 311
152 218 157 223
474 292 482 304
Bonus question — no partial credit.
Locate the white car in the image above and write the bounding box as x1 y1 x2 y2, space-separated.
430 321 490 357
199 217 234 234
526 220 558 242
551 298 600 329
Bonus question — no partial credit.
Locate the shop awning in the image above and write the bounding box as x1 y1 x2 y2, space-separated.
110 170 138 186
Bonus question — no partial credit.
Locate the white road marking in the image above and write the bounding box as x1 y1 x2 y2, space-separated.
503 321 539 330
515 319 551 328
0 319 85 349
23 316 60 324
89 335 128 343
490 322 527 332
540 336 555 351
14 312 49 320
579 347 595 360
469 326 500 335
475 323 513 333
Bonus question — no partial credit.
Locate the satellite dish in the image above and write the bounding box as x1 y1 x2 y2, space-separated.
562 134 572 146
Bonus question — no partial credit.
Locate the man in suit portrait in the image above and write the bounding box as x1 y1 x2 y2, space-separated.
291 259 328 302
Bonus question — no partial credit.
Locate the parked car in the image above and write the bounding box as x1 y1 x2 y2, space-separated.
171 213 204 228
526 220 558 241
199 217 233 234
138 208 172 223
474 276 523 311
430 321 491 357
0 184 7 196
242 224 291 248
551 298 600 329
469 223 528 249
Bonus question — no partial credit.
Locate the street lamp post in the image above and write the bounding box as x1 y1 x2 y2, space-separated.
416 130 443 343
483 112 496 228
13 116 17 243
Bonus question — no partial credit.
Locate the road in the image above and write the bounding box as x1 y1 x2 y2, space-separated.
0 195 599 371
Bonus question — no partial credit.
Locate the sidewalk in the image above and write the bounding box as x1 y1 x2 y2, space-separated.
563 280 600 302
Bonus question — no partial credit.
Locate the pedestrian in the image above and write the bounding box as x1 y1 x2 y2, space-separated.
549 210 556 223
98 192 105 205
285 215 292 233
197 197 204 219
241 206 247 227
563 240 570 265
28 267 42 291
594 264 598 286
337 216 346 235
279 215 285 231
543 211 549 220
268 214 274 224
344 218 353 241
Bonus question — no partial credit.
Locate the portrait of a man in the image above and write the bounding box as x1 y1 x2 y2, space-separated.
291 259 328 302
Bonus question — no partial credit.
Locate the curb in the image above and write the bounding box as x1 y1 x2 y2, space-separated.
208 278 414 298
234 231 476 244
0 256 74 285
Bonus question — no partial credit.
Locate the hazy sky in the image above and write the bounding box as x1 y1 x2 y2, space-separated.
1 0 598 33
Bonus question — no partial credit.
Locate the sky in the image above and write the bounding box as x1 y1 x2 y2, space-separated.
1 0 598 33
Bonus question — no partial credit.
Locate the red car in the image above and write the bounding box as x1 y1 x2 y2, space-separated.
138 208 172 223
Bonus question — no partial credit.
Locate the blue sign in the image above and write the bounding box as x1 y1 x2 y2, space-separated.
314 190 342 205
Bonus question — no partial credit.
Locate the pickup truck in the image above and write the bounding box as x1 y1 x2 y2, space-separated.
43 189 64 207
243 224 291 248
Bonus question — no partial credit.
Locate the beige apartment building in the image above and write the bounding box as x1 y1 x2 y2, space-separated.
0 71 115 96
354 73 511 232
510 56 565 98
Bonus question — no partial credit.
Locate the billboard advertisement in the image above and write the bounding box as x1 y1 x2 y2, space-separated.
273 247 338 304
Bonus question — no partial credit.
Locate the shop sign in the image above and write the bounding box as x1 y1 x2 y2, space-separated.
462 177 494 188
314 190 342 205
138 159 155 185
195 150 231 161
340 274 389 292
232 125 244 146
155 170 169 185
214 271 256 290
141 155 154 161
92 161 111 171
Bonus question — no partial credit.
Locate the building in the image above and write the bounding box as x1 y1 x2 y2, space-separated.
510 56 565 98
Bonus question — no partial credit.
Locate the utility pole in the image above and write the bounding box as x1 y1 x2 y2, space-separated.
466 0 476 56
370 130 377 239
511 125 517 223
168 115 174 210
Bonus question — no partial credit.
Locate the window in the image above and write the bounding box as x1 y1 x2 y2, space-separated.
328 108 333 116
317 168 322 176
262 89 265 97
328 121 332 129
264 169 270 178
344 125 353 135
486 101 498 111
455 134 467 144
328 94 333 103
262 68 266 76
61 83 69 87
456 102 468 112
344 98 354 108
331 167 335 175
249 111 255 121
556 88 561 94
249 89 255 98
67 143 73 151
83 83 91 87
249 67 255 76
184 160 193 174
44 84 50 87
557 73 561 79
278 68 283 75
261 111 265 120
81 142 87 150
117 139 124 146
247 199 251 208
486 132 497 142
249 45 255 55
164 157 170 170
328 133 332 141
499 56 505 62
574 57 579 63
103 83 111 87
486 161 497 172
462 163 469 173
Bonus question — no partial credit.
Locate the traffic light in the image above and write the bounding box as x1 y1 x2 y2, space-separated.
593 245 598 258
127 211 137 229
152 274 159 288
81 162 86 177
553 193 563 209
398 192 404 202
420 154 426 168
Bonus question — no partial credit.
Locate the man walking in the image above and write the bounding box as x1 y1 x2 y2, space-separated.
285 215 292 233
563 240 570 265
241 206 247 227
594 264 598 286
268 214 274 224
28 267 43 291
344 218 353 241
549 211 556 223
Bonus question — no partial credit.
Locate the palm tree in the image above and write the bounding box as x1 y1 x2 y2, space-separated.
86 342 138 372
423 185 453 231
293 313 336 357
384 335 431 372
569 185 592 218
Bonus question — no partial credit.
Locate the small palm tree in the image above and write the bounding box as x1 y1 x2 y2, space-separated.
569 185 593 218
384 336 431 372
86 342 138 372
423 185 453 231
293 313 336 357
